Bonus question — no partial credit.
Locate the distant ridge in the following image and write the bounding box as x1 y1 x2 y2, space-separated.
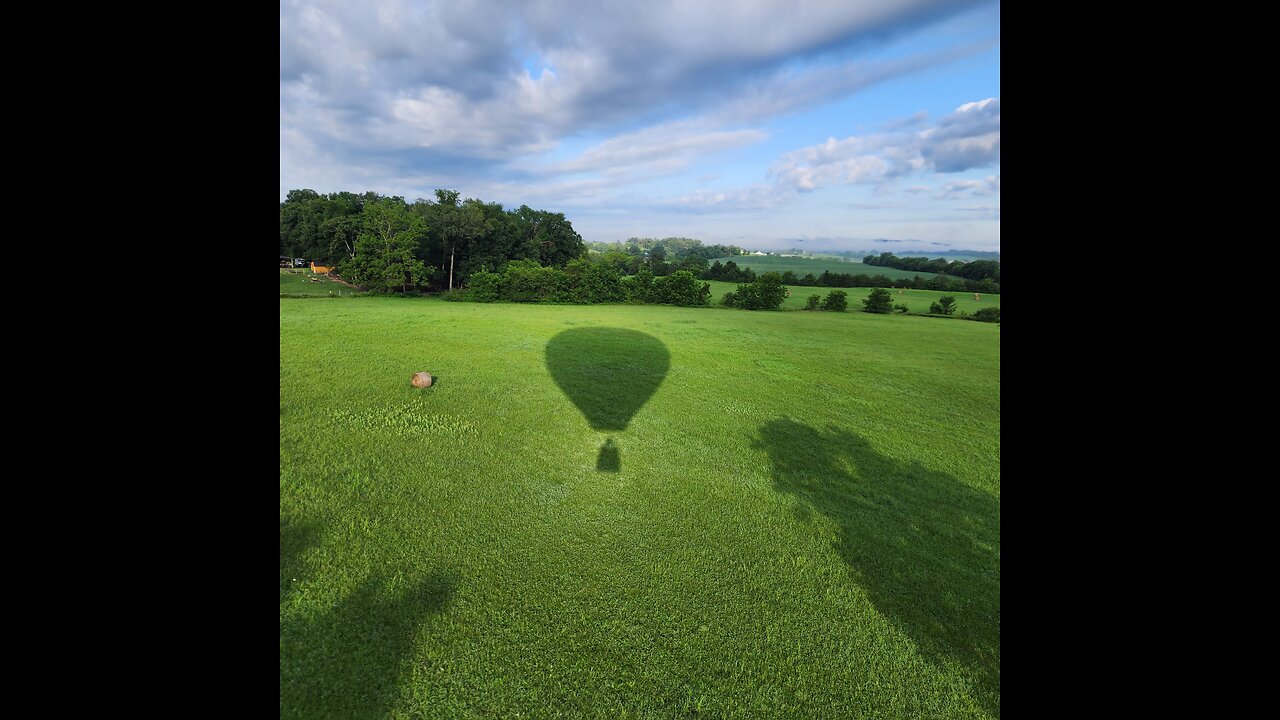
780 248 999 261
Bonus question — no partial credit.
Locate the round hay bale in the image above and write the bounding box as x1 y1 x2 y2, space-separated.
410 372 433 388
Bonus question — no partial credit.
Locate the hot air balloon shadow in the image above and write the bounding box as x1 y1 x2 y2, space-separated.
545 328 670 472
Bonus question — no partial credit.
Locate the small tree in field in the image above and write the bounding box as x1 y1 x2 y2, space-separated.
894 303 909 313
821 290 848 311
862 287 893 313
929 296 957 315
805 294 821 310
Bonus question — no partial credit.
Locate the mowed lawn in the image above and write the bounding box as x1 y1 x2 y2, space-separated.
709 255 941 281
705 280 1001 314
280 297 1000 718
281 269 364 296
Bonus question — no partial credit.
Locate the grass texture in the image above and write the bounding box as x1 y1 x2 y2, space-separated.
281 297 1000 718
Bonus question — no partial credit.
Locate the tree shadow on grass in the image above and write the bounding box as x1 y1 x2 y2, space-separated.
280 517 454 720
755 419 1000 714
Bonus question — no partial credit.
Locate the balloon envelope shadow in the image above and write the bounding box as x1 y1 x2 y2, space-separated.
546 327 670 470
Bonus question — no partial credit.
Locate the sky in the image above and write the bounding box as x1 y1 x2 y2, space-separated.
280 0 1000 253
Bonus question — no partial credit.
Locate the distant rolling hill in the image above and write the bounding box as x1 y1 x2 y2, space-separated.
709 255 940 281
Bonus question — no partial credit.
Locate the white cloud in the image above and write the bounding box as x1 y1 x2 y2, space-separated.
762 100 999 196
281 0 997 198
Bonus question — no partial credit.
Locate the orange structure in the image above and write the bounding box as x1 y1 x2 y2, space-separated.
311 262 333 274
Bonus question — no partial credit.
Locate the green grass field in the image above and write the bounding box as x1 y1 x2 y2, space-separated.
281 269 364 296
281 297 1000 718
710 255 939 281
704 280 1000 314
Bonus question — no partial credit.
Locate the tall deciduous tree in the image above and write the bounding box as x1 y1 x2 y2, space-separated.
341 198 429 293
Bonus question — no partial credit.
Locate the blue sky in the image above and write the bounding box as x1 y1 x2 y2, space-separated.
281 1 1000 253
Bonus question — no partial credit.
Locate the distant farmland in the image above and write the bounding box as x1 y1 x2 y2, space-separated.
710 255 941 281
704 281 1000 313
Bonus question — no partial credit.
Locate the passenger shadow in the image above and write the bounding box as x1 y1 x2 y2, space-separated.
756 419 1000 712
280 518 455 719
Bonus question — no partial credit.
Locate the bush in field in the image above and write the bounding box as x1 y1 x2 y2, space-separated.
929 296 957 315
501 259 566 302
729 272 788 310
466 270 504 302
972 307 1001 323
624 266 656 303
653 270 711 306
805 294 821 310
820 290 848 312
565 259 624 304
862 287 893 313
893 303 909 313
720 290 738 307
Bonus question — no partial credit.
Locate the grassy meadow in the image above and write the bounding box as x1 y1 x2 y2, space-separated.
710 255 939 281
280 296 1000 718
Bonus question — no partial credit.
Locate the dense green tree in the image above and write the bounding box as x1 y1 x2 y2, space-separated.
626 266 656 303
805 294 821 310
565 259 626 303
339 198 429 293
729 272 787 310
821 290 848 311
647 245 668 276
929 296 957 315
862 288 893 313
653 270 711 306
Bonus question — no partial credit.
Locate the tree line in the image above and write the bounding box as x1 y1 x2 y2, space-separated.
281 189 586 293
585 238 747 263
861 252 1001 282
702 261 999 294
455 261 711 306
280 189 999 297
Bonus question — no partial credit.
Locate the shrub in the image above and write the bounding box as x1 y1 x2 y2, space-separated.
501 260 568 303
624 267 656 303
972 307 1001 323
805 295 821 310
935 296 957 315
565 260 624 304
729 272 787 310
820 290 848 312
894 303 909 313
862 287 893 313
720 291 737 307
466 270 503 302
653 270 711 306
